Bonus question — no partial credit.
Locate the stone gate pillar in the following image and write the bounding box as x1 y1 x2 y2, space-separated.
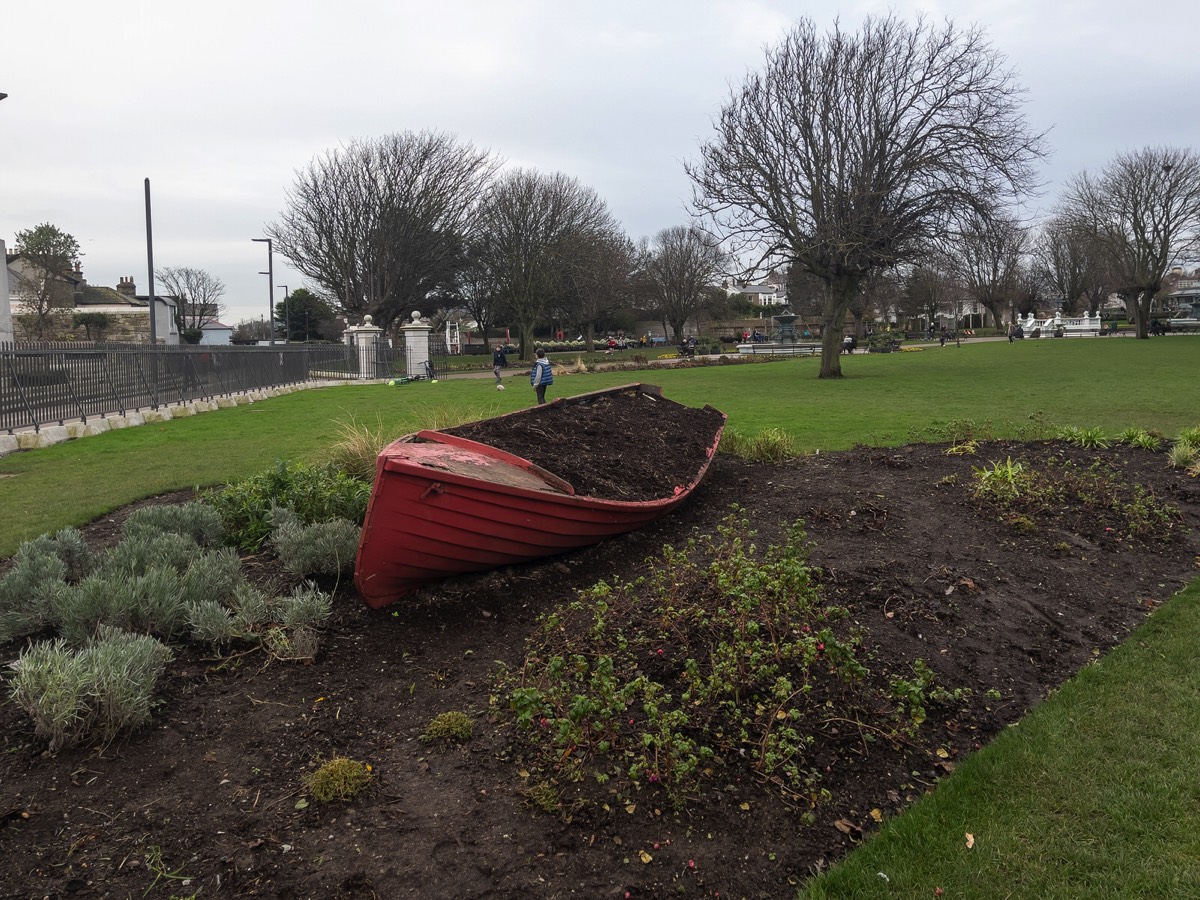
401 311 432 379
343 315 384 379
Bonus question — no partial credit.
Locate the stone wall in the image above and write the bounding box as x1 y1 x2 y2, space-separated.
12 308 152 343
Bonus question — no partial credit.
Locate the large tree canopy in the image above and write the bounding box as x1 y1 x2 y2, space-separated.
155 266 226 339
688 14 1046 377
268 131 500 332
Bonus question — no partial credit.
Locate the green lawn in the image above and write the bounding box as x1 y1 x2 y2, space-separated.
3 338 1198 555
3 338 1200 899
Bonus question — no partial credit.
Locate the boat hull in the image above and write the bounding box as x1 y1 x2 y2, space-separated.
353 384 724 608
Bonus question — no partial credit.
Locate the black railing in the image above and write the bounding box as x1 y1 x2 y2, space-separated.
2 342 358 433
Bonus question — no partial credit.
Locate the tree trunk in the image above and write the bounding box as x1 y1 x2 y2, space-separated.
818 275 858 379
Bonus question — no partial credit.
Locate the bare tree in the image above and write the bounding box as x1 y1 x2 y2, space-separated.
156 266 226 340
453 248 506 346
12 223 80 339
1031 215 1115 316
688 14 1046 377
269 131 500 332
1060 146 1200 338
555 230 639 351
944 212 1027 329
641 226 727 344
902 262 959 330
474 169 619 359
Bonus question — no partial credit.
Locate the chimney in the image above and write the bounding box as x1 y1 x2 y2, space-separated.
116 276 136 297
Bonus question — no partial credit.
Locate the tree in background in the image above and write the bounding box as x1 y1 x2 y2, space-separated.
688 14 1046 377
156 266 226 343
943 212 1027 329
13 223 80 339
1060 146 1200 338
901 262 959 330
554 229 638 351
1031 214 1114 316
641 226 727 344
453 246 506 346
269 131 499 333
275 288 339 342
474 169 619 360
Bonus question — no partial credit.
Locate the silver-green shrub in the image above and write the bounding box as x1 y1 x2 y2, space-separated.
99 531 200 578
179 547 247 608
187 599 239 645
277 583 334 629
52 567 191 644
123 501 224 547
0 542 70 643
269 506 360 576
8 627 173 750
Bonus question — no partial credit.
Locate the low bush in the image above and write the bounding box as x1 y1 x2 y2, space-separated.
268 506 360 576
202 460 370 551
8 626 173 751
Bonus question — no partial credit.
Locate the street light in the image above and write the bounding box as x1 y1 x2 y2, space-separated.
278 285 289 343
251 238 274 346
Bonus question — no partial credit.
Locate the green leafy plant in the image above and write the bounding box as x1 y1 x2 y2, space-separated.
496 509 886 808
971 457 1030 501
304 757 373 802
1057 425 1109 449
201 460 370 551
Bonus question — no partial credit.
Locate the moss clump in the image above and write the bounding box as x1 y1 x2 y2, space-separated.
420 711 474 743
304 757 373 802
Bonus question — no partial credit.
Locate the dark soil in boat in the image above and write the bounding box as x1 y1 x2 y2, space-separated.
442 386 726 500
3 435 1200 899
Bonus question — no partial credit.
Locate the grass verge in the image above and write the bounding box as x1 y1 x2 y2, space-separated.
800 581 1200 899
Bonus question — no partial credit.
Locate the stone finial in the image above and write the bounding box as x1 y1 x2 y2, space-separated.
411 311 422 323
363 315 373 326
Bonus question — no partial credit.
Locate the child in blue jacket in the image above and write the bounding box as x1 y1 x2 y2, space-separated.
530 348 554 405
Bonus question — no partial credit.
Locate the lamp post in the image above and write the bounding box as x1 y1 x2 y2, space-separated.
277 285 289 343
251 238 274 346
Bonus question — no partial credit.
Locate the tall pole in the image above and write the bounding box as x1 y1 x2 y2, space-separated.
145 178 157 345
252 238 274 345
278 285 289 343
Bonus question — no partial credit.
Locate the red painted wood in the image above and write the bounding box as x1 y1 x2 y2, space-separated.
354 383 724 608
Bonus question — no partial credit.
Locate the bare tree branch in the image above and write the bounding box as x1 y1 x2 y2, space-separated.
688 14 1046 376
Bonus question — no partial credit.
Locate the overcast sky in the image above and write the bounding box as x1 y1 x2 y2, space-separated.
3 0 1198 327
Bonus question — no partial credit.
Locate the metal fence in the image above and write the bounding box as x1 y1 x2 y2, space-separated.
0 338 447 433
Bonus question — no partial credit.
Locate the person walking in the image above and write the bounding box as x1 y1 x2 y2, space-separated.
530 348 554 405
492 343 508 386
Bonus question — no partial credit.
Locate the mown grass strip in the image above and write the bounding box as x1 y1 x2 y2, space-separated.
800 581 1200 899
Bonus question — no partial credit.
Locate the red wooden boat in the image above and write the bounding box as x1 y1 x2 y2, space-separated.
354 383 725 608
